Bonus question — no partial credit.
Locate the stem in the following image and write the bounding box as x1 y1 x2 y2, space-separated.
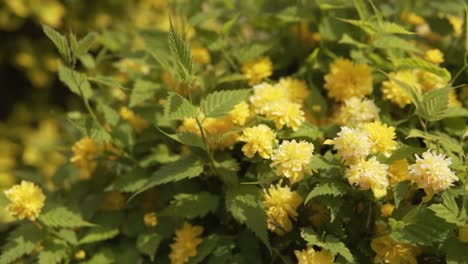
195 118 218 175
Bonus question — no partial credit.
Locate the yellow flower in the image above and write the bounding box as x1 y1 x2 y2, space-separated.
362 121 397 157
371 235 420 264
144 212 158 227
380 203 395 218
335 97 380 125
74 250 86 260
270 140 314 184
191 46 211 65
388 159 410 186
345 157 389 198
266 102 305 131
324 58 373 102
447 15 463 37
381 70 421 108
239 124 277 159
400 12 426 26
448 90 462 107
417 70 446 91
329 126 374 165
119 107 149 133
36 0 66 28
250 82 290 114
100 191 125 211
424 49 444 64
242 57 273 85
263 183 302 235
408 150 458 194
70 137 102 180
169 222 203 264
229 101 251 126
4 181 46 221
278 77 310 103
294 247 334 264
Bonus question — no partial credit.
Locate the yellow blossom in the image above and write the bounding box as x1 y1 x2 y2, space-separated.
4 181 46 221
263 184 302 235
119 107 149 133
324 58 373 102
448 90 462 107
381 70 421 108
417 70 446 92
380 203 395 218
239 124 277 159
74 250 86 260
270 140 314 183
388 159 410 186
100 191 125 211
265 102 305 131
144 212 158 227
278 77 310 103
346 157 389 198
447 15 463 37
70 137 102 180
250 82 290 114
242 57 273 85
191 46 211 65
408 150 458 194
294 247 335 264
229 101 251 126
401 12 426 26
362 121 397 157
335 97 380 125
371 235 420 264
169 222 203 264
329 126 374 165
424 49 444 64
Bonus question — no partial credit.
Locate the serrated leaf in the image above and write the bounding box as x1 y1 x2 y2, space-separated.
106 167 149 193
200 89 251 118
39 206 94 228
83 250 114 264
339 34 369 48
164 92 198 120
132 156 204 197
157 127 205 149
393 57 451 81
130 79 161 107
305 181 347 203
238 44 271 63
89 76 124 89
353 0 370 20
379 21 414 35
226 185 271 250
0 224 44 264
420 87 450 122
393 181 410 208
96 101 120 126
386 72 423 110
76 32 97 56
79 227 119 245
160 192 219 219
42 25 72 64
58 63 93 99
169 18 194 83
373 35 417 51
37 242 67 264
136 232 163 261
429 204 464 226
187 235 220 264
222 14 239 35
302 228 354 263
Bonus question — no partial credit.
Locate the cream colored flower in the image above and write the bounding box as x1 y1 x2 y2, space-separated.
270 140 314 183
329 126 374 165
345 157 389 198
239 124 277 159
335 97 380 125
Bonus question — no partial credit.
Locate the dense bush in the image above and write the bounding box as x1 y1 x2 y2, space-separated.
1 1 467 263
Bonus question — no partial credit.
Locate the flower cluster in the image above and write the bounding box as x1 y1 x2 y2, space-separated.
169 222 204 264
263 183 302 235
294 247 334 264
371 235 421 264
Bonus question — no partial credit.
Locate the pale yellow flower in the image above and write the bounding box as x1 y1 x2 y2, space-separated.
242 57 273 85
191 46 211 65
4 181 46 221
229 101 251 126
119 107 149 133
270 140 314 183
278 77 310 103
295 247 335 264
346 157 389 198
70 137 102 180
250 82 289 115
424 49 444 64
447 15 463 37
381 70 421 108
239 124 277 159
371 235 420 264
388 159 410 186
265 102 305 131
362 121 397 157
263 184 302 235
328 126 374 165
408 150 458 194
169 222 203 264
335 97 380 125
324 58 373 101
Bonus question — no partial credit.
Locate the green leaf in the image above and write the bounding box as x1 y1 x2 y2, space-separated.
379 21 414 35
200 89 251 118
136 232 163 261
429 190 465 226
156 127 205 149
37 242 67 264
305 181 347 203
169 18 194 83
97 101 120 127
132 156 204 197
393 57 451 81
164 92 198 120
420 86 450 122
106 167 149 193
76 32 97 56
238 44 271 63
386 72 423 110
39 206 94 228
42 25 72 64
222 14 239 35
393 181 410 208
302 228 354 263
0 224 44 264
130 79 161 107
58 63 93 99
226 185 271 250
160 192 219 219
441 107 468 119
444 237 468 264
89 76 124 90
339 34 369 48
277 122 322 141
353 0 369 20
373 35 417 51
79 227 119 245
83 250 114 264
187 235 220 264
